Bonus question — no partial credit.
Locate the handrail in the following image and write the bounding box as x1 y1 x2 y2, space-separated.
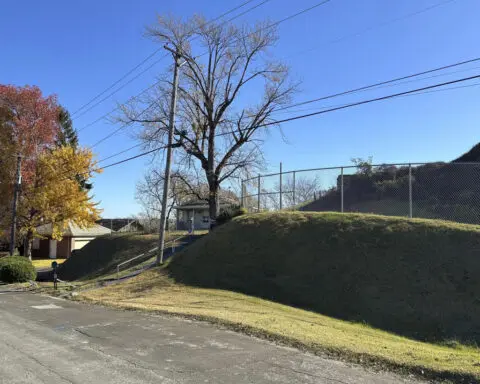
116 236 184 280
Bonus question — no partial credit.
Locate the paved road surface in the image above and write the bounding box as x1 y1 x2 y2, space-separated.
0 292 421 383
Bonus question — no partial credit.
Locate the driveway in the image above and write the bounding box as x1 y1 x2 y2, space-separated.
0 292 421 383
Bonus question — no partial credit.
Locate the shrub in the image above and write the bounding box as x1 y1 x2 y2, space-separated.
0 256 36 283
216 206 247 225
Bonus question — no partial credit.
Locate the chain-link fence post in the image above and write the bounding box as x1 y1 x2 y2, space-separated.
279 162 283 210
240 179 244 208
293 171 296 206
257 174 261 213
408 163 413 218
340 166 344 213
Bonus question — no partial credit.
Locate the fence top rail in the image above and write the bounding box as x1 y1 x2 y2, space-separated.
116 236 183 269
241 161 480 183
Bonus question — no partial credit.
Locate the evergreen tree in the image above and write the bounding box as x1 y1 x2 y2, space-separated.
56 107 78 148
56 106 92 191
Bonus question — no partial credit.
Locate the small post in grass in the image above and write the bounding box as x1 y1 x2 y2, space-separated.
51 261 58 290
408 163 413 218
279 162 283 210
240 179 244 209
340 167 344 213
257 174 261 213
292 171 296 206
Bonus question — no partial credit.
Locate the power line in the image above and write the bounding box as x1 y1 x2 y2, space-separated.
250 74 480 130
97 142 144 164
73 55 168 122
289 0 457 59
93 60 480 160
101 145 168 169
76 0 331 134
274 57 480 112
89 100 158 148
71 48 165 118
270 80 480 116
72 0 265 121
94 73 480 172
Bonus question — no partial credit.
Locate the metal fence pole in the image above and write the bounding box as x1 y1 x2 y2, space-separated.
408 163 413 218
279 162 283 210
257 174 261 213
340 167 344 213
241 179 244 208
292 171 296 206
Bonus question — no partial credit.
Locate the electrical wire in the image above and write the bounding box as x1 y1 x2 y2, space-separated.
72 0 269 121
289 0 457 58
76 0 331 134
94 73 480 171
71 0 260 118
274 57 480 112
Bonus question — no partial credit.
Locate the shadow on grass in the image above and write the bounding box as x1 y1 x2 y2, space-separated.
167 212 480 346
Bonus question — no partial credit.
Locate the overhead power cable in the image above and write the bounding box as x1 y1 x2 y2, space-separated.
95 73 480 168
275 56 480 112
77 0 331 134
72 0 268 121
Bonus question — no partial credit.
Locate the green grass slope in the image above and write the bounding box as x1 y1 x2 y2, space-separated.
168 212 480 344
58 234 159 281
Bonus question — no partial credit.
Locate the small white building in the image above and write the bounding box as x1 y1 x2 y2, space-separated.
32 222 111 259
175 200 235 230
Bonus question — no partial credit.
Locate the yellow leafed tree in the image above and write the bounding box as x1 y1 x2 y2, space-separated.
17 146 102 258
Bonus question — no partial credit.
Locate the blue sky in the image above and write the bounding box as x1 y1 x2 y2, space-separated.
2 0 479 217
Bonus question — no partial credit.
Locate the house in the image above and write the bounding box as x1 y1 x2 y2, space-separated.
32 222 111 259
96 218 144 233
175 199 236 230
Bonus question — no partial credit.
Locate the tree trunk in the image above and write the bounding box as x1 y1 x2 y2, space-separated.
209 183 220 229
24 231 33 260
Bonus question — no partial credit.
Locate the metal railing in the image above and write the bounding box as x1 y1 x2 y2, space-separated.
116 237 181 280
241 162 480 225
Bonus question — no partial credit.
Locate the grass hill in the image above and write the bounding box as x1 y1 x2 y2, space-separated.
167 212 480 344
58 233 159 280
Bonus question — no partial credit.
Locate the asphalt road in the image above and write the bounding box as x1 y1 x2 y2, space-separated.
0 292 421 384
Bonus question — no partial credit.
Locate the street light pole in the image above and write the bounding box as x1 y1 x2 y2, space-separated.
9 154 22 256
157 46 181 265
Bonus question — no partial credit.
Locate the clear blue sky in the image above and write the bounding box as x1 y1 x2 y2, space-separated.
2 0 479 217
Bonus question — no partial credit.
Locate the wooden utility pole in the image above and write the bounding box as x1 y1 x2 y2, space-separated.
157 45 181 265
9 154 22 256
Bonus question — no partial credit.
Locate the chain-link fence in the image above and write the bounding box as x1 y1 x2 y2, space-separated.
241 162 480 225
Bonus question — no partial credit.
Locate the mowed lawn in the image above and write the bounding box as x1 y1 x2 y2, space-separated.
79 212 480 382
32 258 66 269
81 269 480 383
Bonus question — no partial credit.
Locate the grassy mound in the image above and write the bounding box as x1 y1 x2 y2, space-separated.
58 234 159 280
0 256 36 283
168 212 480 344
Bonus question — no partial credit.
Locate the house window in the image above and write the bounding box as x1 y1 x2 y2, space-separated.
202 216 210 223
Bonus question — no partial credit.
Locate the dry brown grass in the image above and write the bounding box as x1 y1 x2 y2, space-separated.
81 269 480 383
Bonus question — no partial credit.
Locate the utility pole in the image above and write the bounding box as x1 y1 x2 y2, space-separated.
9 154 22 256
157 45 181 265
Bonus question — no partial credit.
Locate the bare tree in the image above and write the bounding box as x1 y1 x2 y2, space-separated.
136 167 240 229
121 15 297 223
283 175 322 207
258 175 323 211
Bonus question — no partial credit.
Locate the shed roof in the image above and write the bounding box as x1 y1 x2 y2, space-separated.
36 222 111 237
174 196 238 210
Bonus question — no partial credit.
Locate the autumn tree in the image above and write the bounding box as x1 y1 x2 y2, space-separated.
0 85 100 258
18 146 101 258
0 85 60 186
121 16 296 223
